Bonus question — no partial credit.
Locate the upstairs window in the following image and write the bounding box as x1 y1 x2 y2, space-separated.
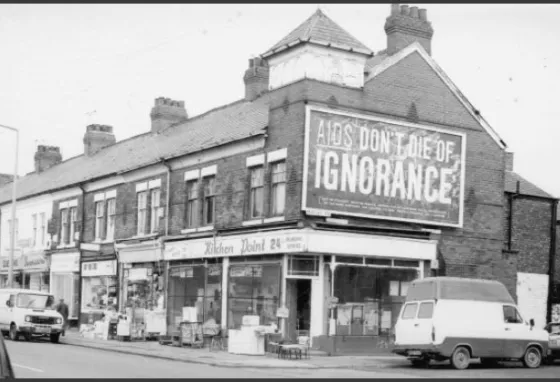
185 180 198 228
150 188 161 233
95 201 105 241
270 161 286 216
60 209 69 244
40 213 46 245
32 214 37 247
249 167 264 219
106 198 116 241
203 176 216 226
137 191 148 236
69 207 77 242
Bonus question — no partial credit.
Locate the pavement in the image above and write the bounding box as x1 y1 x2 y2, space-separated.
57 329 407 370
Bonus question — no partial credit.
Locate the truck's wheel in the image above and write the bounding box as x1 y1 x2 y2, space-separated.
522 346 542 368
50 333 60 344
9 324 18 341
451 346 471 370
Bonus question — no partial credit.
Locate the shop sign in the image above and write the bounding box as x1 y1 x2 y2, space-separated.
302 106 466 227
50 253 80 273
128 268 149 281
208 264 221 276
230 265 262 278
0 256 23 271
23 254 48 271
164 230 307 261
82 260 117 277
276 307 289 318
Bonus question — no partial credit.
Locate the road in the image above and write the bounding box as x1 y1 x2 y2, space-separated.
5 337 560 378
5 338 412 379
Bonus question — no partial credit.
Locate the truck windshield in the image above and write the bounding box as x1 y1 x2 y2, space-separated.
16 294 55 309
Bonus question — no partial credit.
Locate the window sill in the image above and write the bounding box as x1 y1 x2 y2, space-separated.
57 243 77 250
243 216 285 226
92 239 116 244
131 233 159 240
264 216 285 223
242 219 263 226
181 226 214 234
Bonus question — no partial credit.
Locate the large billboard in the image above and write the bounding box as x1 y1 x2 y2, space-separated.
302 106 466 227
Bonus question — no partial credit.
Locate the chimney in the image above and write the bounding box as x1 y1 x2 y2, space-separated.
150 97 188 133
384 3 434 55
83 124 116 156
505 151 514 172
34 145 62 173
244 57 269 101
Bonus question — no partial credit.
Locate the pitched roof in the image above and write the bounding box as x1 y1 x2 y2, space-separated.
261 9 373 58
0 98 269 204
505 171 554 199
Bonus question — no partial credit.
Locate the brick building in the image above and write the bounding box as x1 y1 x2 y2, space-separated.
0 4 557 353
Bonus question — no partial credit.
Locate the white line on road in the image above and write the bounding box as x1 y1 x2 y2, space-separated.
12 363 44 373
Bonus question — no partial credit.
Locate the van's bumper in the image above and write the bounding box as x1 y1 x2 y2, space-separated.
392 343 445 358
18 326 63 335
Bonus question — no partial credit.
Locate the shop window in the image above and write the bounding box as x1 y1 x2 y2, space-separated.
82 275 118 311
149 188 161 233
417 302 434 319
95 201 105 240
402 303 418 319
185 180 198 228
249 167 264 219
106 198 116 241
287 255 319 277
203 176 216 226
394 260 419 268
336 256 364 265
60 209 69 244
40 212 46 245
32 214 37 247
137 191 148 235
333 266 418 336
366 258 392 266
228 263 281 329
270 161 286 216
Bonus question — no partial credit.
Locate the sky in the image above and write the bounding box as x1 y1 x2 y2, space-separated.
0 4 559 196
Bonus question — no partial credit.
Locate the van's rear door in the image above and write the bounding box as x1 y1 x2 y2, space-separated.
395 300 436 348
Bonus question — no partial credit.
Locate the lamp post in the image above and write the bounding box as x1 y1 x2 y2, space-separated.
0 124 19 288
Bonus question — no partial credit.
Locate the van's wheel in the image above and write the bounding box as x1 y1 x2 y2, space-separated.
522 346 542 368
50 333 60 344
451 346 471 370
22 332 31 342
410 359 430 368
9 324 18 341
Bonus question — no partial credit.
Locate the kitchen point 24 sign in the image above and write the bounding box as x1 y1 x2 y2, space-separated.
302 106 466 227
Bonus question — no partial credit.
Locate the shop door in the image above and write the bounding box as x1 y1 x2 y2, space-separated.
285 279 312 342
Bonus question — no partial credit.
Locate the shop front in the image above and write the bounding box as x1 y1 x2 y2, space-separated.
116 240 166 338
50 251 80 324
0 254 23 288
21 252 50 292
80 259 118 324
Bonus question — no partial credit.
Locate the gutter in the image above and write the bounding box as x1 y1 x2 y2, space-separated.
547 199 558 323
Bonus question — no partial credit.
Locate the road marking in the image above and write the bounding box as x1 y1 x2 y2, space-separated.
12 363 44 373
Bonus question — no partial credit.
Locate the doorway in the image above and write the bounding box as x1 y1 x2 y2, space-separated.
286 279 312 341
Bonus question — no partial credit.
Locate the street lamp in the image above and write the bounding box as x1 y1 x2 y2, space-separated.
0 124 19 288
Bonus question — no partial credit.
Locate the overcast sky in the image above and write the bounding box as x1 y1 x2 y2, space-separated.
0 4 559 197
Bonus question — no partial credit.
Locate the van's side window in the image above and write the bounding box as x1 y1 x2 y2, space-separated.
8 295 15 308
418 302 434 319
503 305 523 324
402 303 418 319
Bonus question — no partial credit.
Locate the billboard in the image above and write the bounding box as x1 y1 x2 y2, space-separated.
302 106 466 227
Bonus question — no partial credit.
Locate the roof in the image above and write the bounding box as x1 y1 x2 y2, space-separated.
505 171 554 199
0 98 269 205
262 9 373 58
407 277 514 304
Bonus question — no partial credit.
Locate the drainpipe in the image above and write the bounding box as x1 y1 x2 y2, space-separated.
160 158 172 237
547 199 558 324
77 183 86 326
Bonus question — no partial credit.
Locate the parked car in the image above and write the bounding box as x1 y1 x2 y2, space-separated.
392 277 549 370
0 289 64 343
0 333 15 379
545 322 560 363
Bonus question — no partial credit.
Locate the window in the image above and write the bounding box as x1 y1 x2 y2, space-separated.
503 305 523 324
418 302 434 319
69 207 77 243
203 176 216 226
137 191 148 235
95 201 105 240
270 161 286 216
106 199 116 241
40 213 46 245
185 180 198 228
249 167 264 218
150 188 161 233
287 255 319 277
60 209 69 244
32 214 37 247
402 303 418 319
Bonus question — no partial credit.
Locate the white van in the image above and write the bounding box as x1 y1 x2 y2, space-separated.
392 277 549 370
0 289 64 343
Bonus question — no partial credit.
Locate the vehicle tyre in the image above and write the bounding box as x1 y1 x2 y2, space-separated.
480 358 499 368
9 324 18 341
23 332 31 342
50 333 60 344
522 346 542 369
410 359 430 368
450 346 471 370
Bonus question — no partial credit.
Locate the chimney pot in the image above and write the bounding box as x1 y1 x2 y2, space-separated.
84 124 116 156
244 56 269 101
34 145 62 173
410 6 419 18
419 9 427 21
391 3 400 15
400 5 409 16
505 152 514 172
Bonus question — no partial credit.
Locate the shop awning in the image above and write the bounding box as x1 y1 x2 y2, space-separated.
118 241 162 264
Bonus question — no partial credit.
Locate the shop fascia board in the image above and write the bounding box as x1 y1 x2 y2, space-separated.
81 135 266 194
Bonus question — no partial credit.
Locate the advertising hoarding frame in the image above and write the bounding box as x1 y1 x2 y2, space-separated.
302 104 467 228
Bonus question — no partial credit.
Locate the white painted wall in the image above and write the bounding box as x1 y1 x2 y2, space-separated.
268 45 367 90
516 272 549 329
309 255 325 342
